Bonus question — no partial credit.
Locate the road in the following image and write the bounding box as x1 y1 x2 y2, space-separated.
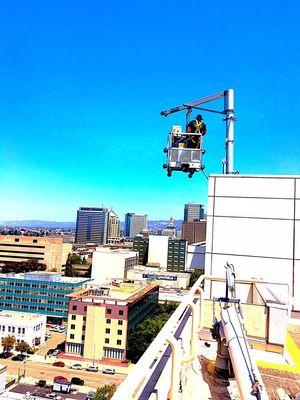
2 358 125 389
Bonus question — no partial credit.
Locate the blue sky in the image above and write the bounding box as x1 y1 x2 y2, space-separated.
0 1 299 221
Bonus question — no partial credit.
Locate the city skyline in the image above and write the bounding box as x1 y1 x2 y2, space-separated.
1 1 299 221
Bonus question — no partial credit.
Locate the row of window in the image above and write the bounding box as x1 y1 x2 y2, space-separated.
1 297 65 305
2 282 77 291
2 289 67 297
0 326 25 334
0 304 65 313
71 305 124 316
105 338 122 345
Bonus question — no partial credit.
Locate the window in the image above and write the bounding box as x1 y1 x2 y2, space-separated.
71 324 75 329
117 330 122 335
33 239 37 243
118 320 123 326
82 325 85 331
70 334 74 339
107 309 112 314
83 316 86 321
105 338 109 344
71 315 76 320
117 340 122 345
106 319 111 324
18 328 21 334
106 328 110 334
81 335 85 341
72 305 77 311
8 327 11 333
15 238 19 242
119 310 124 316
84 306 87 311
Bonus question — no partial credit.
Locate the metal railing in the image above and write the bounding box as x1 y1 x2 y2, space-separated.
112 275 205 400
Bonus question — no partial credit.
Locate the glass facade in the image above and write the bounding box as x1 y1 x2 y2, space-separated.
0 274 90 321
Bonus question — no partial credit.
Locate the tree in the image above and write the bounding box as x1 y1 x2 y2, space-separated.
189 269 204 288
128 302 179 363
15 341 30 354
93 384 116 400
1 335 16 352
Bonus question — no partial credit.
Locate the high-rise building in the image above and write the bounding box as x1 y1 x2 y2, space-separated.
124 213 134 237
184 203 204 222
133 236 149 265
0 235 72 273
124 213 147 237
167 239 188 272
75 207 108 244
107 211 120 242
133 235 188 272
182 220 206 244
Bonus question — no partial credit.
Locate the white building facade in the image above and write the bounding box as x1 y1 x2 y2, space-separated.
92 247 138 280
205 174 300 310
0 311 46 348
148 235 169 270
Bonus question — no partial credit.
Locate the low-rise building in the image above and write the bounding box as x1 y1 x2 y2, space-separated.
0 311 46 348
0 235 72 273
0 272 90 324
126 266 190 289
91 247 138 281
65 280 159 361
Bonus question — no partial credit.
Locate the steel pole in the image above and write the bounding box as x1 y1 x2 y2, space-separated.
224 89 234 174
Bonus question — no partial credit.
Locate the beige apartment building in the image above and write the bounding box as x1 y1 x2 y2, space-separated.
0 235 72 273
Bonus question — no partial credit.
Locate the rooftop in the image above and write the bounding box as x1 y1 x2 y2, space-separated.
0 310 45 322
0 272 90 284
69 280 158 303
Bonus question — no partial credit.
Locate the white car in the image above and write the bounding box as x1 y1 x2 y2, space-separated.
86 365 98 372
71 363 82 370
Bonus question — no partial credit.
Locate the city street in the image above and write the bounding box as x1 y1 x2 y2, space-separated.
2 358 125 389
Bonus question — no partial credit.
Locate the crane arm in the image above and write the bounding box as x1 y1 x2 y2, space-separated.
160 91 225 116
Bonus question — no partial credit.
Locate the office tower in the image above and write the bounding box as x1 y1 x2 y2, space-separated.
182 220 207 244
0 235 72 273
107 211 121 241
167 239 188 272
124 213 134 237
124 213 147 237
75 207 108 245
133 236 149 265
184 203 204 222
133 234 187 272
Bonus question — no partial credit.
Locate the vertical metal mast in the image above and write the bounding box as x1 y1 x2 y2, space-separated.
224 89 235 174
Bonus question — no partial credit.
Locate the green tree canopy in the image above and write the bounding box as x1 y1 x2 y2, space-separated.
93 384 116 400
128 301 178 363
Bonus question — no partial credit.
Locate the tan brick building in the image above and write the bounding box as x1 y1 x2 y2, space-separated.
0 235 72 273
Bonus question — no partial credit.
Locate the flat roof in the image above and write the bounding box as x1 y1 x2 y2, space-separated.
0 310 45 321
69 281 158 302
0 272 90 284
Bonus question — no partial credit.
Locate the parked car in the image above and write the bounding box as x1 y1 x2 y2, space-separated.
52 361 65 367
46 333 52 339
71 377 84 386
47 349 55 356
53 375 67 382
85 391 96 400
71 363 82 370
12 354 27 362
37 380 46 387
86 365 98 372
0 351 12 359
102 368 115 375
52 349 61 356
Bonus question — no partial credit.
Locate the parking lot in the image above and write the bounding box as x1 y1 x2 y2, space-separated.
35 327 67 357
10 384 86 399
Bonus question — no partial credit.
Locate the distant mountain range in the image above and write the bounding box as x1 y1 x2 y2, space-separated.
0 219 183 231
0 220 76 229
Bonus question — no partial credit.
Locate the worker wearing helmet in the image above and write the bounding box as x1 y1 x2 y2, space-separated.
187 114 207 148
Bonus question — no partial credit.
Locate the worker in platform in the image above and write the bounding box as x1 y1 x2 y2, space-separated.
187 114 206 148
